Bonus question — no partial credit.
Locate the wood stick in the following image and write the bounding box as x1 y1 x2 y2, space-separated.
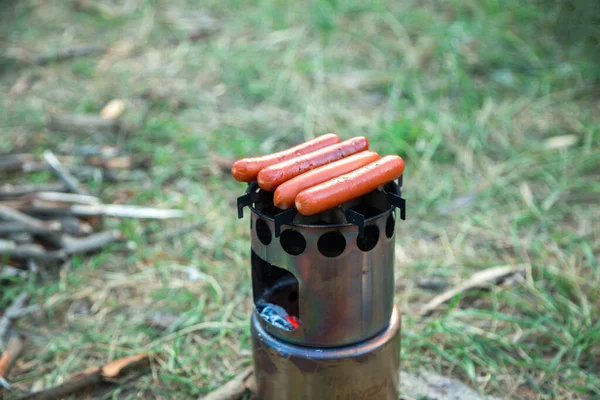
29 45 106 66
0 266 29 280
0 183 67 198
0 240 66 263
35 192 100 205
62 230 122 255
0 154 46 173
8 233 33 245
417 264 527 317
0 334 26 389
52 217 93 236
0 205 46 229
200 366 253 400
26 202 184 219
57 144 120 158
0 293 29 348
0 222 61 237
21 354 149 400
48 113 119 135
43 151 85 195
61 217 92 236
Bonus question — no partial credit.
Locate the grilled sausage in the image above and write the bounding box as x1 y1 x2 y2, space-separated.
257 137 369 191
273 151 380 209
231 134 340 182
295 155 405 216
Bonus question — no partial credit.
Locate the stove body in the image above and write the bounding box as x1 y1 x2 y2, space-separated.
239 181 405 400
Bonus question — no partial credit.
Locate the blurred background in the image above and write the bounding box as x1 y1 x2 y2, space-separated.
1 0 599 399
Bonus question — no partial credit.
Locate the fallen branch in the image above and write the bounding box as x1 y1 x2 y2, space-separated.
21 353 149 400
0 183 67 198
0 334 26 390
57 145 120 158
0 293 32 348
28 45 106 66
48 113 119 135
62 230 122 255
53 217 93 236
0 206 53 231
35 191 100 205
43 150 85 195
0 240 66 263
26 202 184 220
0 266 29 280
0 154 47 173
417 264 527 317
401 369 498 400
200 366 253 400
0 222 62 238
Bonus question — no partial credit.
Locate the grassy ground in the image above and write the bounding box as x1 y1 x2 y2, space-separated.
1 0 599 399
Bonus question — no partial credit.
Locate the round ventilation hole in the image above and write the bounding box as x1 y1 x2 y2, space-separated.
317 231 346 258
357 225 380 252
256 219 272 245
280 229 306 256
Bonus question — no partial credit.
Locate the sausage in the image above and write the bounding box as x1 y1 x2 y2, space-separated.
231 133 340 182
257 136 369 191
295 155 405 216
273 151 380 209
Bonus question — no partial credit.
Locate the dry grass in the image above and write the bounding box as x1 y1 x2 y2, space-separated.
1 0 599 399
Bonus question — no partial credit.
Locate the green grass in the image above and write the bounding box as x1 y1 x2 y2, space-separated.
1 0 599 399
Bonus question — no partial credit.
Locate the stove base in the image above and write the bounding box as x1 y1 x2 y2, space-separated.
251 305 400 400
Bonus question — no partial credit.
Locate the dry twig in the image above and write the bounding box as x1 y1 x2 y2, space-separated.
21 353 150 400
0 222 60 237
0 293 35 348
43 150 85 195
62 230 121 255
0 240 66 263
0 266 29 280
200 366 253 400
417 264 527 317
0 154 46 174
35 192 100 205
29 45 106 66
24 203 184 219
0 205 47 230
47 113 119 135
0 183 67 199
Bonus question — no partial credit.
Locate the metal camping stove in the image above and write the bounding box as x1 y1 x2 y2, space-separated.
237 178 405 400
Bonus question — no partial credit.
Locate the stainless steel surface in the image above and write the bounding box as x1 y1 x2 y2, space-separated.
252 304 401 400
250 202 396 347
